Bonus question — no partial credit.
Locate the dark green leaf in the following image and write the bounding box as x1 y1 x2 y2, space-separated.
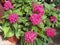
32 26 39 33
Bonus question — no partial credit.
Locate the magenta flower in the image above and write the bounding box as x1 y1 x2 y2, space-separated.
30 14 42 25
46 28 56 37
9 13 19 23
32 2 45 16
4 1 14 10
50 16 57 23
25 31 37 43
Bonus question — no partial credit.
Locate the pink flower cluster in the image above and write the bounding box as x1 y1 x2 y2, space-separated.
46 28 56 37
30 2 45 25
4 1 14 10
50 16 57 23
32 2 45 16
30 14 42 25
25 31 37 43
9 14 19 23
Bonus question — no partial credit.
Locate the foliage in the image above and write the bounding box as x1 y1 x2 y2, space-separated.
0 0 60 45
54 0 60 6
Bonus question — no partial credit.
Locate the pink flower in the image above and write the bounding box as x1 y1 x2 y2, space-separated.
25 31 37 43
32 2 45 16
4 1 14 10
9 13 19 23
46 28 56 37
30 14 42 25
50 16 57 23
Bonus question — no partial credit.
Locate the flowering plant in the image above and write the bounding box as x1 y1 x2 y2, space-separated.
1 0 60 45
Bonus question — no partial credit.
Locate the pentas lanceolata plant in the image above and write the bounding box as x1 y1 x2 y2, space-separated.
4 1 14 10
1 0 60 45
9 14 19 23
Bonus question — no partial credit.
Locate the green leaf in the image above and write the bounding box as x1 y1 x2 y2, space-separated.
43 39 47 45
0 30 2 32
43 43 47 45
24 7 29 12
2 12 9 19
33 41 36 45
51 23 54 28
13 9 23 16
24 0 38 3
44 3 55 10
0 20 5 24
55 23 58 27
2 10 12 19
36 39 42 45
18 25 23 29
13 23 18 30
24 0 31 3
48 38 53 43
6 30 14 37
15 29 24 39
39 34 48 41
43 15 47 20
25 22 30 26
12 0 15 3
15 0 22 3
28 43 33 45
21 37 25 45
44 3 50 9
7 10 12 14
32 26 40 33
46 19 52 27
19 17 28 23
38 23 45 30
15 4 22 8
4 21 10 27
19 12 23 16
32 0 38 2
3 26 10 37
0 26 3 32
23 27 28 31
56 22 60 28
